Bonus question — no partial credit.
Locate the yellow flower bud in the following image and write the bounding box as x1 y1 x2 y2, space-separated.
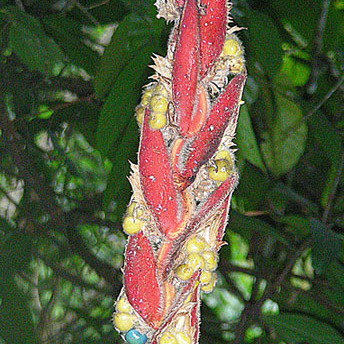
127 202 137 216
155 84 168 96
159 331 177 344
200 273 217 293
200 270 212 285
222 38 242 57
150 95 168 114
186 236 207 254
176 264 194 281
135 208 144 218
116 297 131 313
202 251 218 271
208 159 230 182
113 312 134 332
149 112 167 130
214 150 233 170
186 253 205 271
136 107 144 126
123 216 143 235
127 202 143 218
141 88 153 106
230 57 245 74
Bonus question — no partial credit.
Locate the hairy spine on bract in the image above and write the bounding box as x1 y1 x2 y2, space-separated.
113 1 247 343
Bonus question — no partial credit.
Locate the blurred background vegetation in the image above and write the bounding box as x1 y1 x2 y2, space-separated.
0 0 343 343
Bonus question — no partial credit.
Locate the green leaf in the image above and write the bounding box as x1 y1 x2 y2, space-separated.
309 113 342 165
42 15 99 76
235 163 270 211
307 112 342 210
0 277 38 344
271 183 319 215
321 159 342 209
53 101 101 147
326 261 344 299
229 210 289 245
271 0 322 45
94 13 163 98
273 277 344 335
310 217 341 274
4 6 64 76
264 312 344 344
278 215 311 238
103 118 139 216
1 63 38 115
121 0 156 17
0 218 12 235
281 54 310 87
324 4 344 54
237 105 266 173
0 230 32 275
96 42 154 157
247 10 283 77
260 94 307 177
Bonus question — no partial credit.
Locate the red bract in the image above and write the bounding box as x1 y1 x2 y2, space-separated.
186 84 209 137
178 72 246 186
199 0 228 76
124 233 162 328
192 173 238 228
139 109 180 235
113 1 246 343
172 0 199 137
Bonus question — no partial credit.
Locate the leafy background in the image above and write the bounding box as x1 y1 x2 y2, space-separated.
0 0 343 343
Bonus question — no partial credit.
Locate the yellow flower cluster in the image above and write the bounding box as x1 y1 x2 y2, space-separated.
135 84 169 130
176 236 218 293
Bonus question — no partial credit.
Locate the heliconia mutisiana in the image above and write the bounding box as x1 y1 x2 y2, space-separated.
113 1 246 343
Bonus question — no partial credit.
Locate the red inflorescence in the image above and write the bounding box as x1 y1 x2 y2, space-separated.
113 1 247 343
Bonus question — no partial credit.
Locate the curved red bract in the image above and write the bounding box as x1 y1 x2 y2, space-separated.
172 0 200 137
179 72 246 186
124 233 162 328
139 109 180 236
199 0 227 77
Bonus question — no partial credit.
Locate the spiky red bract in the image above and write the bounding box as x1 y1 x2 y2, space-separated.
139 109 180 235
199 0 227 77
180 72 246 184
124 232 162 327
172 0 200 137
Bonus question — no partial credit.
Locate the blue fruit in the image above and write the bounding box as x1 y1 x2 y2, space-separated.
125 328 147 344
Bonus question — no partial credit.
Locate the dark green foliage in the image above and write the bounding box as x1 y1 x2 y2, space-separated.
0 0 343 343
